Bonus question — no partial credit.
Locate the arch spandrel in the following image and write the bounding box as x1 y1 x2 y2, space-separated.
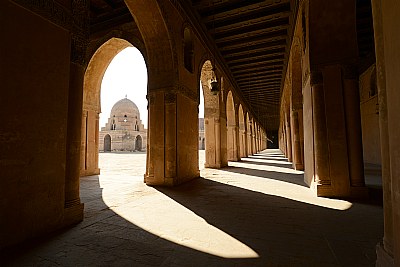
125 0 176 89
84 38 133 112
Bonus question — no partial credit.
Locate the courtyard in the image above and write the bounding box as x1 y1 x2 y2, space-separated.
2 150 383 266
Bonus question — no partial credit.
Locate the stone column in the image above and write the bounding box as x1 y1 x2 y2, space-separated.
343 67 365 187
291 110 304 170
94 113 100 174
215 118 221 167
164 92 177 185
372 0 394 264
311 72 331 193
285 112 293 161
80 110 87 176
64 61 84 224
234 125 240 161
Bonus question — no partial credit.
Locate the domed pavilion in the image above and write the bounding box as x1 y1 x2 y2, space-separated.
99 97 147 152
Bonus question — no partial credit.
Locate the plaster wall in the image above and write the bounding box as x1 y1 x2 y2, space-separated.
0 1 70 248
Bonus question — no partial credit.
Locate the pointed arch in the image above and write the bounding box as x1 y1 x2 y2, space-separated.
226 90 238 161
104 134 111 152
81 38 142 177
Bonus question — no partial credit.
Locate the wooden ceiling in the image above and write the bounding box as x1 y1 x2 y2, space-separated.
89 0 132 34
190 0 296 131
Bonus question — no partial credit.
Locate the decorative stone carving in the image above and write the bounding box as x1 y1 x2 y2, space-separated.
71 0 89 66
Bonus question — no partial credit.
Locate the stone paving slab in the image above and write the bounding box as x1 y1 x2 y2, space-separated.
1 150 383 266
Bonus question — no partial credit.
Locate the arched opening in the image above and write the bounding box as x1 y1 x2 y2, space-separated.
226 91 237 161
135 135 143 151
238 104 246 158
81 37 148 178
104 134 111 152
200 60 227 168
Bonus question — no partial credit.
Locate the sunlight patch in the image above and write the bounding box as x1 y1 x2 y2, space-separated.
102 188 259 259
216 163 352 211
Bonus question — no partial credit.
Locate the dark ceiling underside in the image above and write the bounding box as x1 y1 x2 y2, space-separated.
190 0 295 131
89 0 374 132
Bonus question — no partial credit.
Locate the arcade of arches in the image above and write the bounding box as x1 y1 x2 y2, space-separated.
1 0 400 265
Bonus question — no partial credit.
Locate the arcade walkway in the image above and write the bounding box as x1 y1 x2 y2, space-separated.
2 150 383 266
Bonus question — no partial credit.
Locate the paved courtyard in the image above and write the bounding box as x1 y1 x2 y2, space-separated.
2 150 383 266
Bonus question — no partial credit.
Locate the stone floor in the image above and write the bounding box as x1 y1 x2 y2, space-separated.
2 150 383 266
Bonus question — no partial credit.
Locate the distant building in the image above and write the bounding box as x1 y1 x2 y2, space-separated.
199 118 205 150
99 97 147 152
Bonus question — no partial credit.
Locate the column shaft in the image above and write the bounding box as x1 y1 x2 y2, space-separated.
311 78 331 189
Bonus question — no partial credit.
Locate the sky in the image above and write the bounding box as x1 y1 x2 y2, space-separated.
100 47 204 129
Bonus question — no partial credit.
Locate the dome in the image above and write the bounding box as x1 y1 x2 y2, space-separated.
110 97 140 119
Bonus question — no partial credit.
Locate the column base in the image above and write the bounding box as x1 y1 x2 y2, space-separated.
376 242 395 267
62 203 84 228
80 168 100 177
144 174 173 186
205 163 227 168
293 163 304 170
311 181 369 198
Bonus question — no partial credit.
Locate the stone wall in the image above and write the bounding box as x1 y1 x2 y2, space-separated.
359 64 381 165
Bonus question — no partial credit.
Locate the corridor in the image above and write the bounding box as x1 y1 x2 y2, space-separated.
2 150 383 266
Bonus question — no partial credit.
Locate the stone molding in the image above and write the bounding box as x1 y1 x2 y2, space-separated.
165 92 177 104
148 83 198 103
71 0 89 66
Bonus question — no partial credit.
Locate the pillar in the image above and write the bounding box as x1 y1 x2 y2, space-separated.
311 72 331 193
145 88 200 185
80 110 88 176
291 109 304 170
307 0 368 198
64 60 84 225
372 0 397 265
343 67 365 187
285 112 293 161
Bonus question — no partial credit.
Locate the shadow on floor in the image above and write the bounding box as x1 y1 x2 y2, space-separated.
1 152 384 267
223 165 307 187
238 158 295 169
156 177 383 266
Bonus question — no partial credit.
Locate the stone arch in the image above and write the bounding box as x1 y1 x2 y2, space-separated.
226 90 238 161
125 0 176 89
104 134 111 152
238 104 246 158
81 37 141 176
200 59 227 168
135 135 143 151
